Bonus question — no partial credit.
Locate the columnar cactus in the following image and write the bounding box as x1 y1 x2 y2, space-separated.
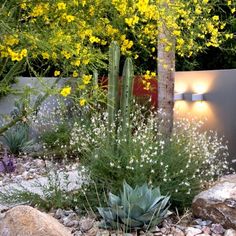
107 41 120 129
107 42 134 145
120 57 134 140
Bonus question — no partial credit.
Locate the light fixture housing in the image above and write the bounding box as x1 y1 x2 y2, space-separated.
174 93 184 101
192 93 204 101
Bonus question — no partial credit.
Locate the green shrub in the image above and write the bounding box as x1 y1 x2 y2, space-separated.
98 181 170 231
40 122 71 150
71 106 231 210
2 124 34 154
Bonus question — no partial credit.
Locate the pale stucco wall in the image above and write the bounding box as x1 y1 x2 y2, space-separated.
1 70 236 164
174 69 236 165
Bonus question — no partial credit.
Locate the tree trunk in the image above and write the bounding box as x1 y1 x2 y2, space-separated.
158 16 175 137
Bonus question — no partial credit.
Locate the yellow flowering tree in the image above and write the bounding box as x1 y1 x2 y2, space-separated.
0 0 235 110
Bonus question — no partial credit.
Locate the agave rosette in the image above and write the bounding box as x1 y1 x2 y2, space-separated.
98 181 170 230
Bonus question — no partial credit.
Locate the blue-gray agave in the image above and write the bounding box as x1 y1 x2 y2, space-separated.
98 181 170 231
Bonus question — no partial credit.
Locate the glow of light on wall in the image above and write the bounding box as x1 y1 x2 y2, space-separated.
192 82 210 94
192 101 209 113
175 82 188 93
174 100 190 113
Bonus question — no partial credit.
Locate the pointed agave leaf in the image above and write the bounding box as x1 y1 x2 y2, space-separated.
136 211 156 223
110 205 127 219
159 196 170 211
123 181 133 196
120 217 143 228
135 194 149 211
109 192 121 206
97 207 116 221
129 204 145 218
148 196 166 211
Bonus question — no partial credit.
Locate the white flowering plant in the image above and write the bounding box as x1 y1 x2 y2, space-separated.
70 105 232 209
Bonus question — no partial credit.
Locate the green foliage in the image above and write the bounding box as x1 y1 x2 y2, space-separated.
98 181 170 231
40 122 71 150
0 60 25 97
73 108 231 210
2 124 34 154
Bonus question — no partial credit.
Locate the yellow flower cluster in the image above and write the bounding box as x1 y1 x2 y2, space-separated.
0 0 234 104
142 71 156 91
82 74 92 85
0 47 28 61
60 86 71 97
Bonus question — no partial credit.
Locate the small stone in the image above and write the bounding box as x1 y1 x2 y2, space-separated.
185 227 202 236
15 163 25 174
63 214 78 227
22 171 30 180
64 220 79 228
192 225 202 229
171 227 185 236
54 209 64 219
202 226 211 234
193 219 212 227
79 218 94 232
161 227 168 234
73 231 83 236
97 229 109 236
34 159 45 168
66 212 77 221
153 232 162 236
64 210 74 216
175 225 187 231
211 224 225 234
224 229 236 236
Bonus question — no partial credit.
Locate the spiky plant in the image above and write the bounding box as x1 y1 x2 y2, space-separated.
2 124 34 154
98 181 170 231
120 57 134 141
107 41 120 131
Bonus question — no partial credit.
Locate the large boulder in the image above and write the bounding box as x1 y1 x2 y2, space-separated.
0 205 72 236
192 175 236 229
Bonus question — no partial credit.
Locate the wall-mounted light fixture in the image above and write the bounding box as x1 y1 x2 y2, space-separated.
192 93 204 101
174 93 184 101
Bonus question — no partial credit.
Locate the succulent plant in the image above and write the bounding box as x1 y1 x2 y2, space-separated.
2 124 34 154
107 41 120 130
98 181 171 231
120 57 134 140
